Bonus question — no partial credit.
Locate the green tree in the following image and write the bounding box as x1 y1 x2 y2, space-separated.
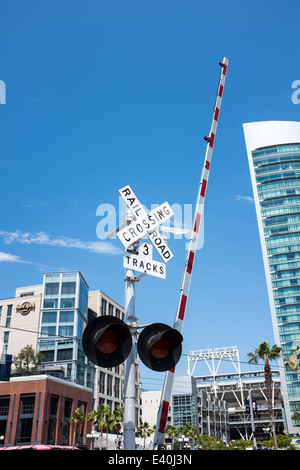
196 434 226 450
165 424 177 450
69 407 86 448
87 403 111 449
228 439 252 450
136 421 155 449
262 434 296 450
111 406 123 445
248 341 281 450
13 345 44 375
183 422 198 449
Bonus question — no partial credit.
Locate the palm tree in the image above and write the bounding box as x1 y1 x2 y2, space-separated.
176 426 185 450
165 424 177 449
183 422 198 449
104 411 115 449
87 403 111 450
248 341 281 450
112 406 123 446
136 421 154 449
69 407 86 448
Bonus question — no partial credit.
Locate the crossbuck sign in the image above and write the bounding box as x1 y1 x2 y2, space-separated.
117 185 174 270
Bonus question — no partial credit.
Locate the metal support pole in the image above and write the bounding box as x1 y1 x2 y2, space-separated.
123 258 139 450
248 389 257 450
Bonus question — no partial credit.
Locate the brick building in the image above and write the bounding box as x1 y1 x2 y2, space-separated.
0 375 92 448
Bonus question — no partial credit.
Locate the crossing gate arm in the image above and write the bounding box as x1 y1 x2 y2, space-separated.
154 57 229 446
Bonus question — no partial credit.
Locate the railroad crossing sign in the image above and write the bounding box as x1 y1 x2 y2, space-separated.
117 185 174 263
123 242 166 279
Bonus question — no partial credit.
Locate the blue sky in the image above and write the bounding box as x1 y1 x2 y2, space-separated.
0 0 299 388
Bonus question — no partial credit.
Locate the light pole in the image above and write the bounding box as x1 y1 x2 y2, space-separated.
248 389 257 450
86 430 100 450
178 435 189 450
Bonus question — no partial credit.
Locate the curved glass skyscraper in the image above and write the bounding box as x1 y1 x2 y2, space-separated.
244 121 300 434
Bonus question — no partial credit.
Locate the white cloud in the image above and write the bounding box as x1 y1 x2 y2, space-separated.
0 251 25 263
235 195 254 203
0 230 122 255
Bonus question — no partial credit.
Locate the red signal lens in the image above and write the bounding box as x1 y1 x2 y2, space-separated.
96 329 118 354
149 337 170 359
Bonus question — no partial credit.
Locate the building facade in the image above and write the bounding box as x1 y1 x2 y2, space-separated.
244 121 300 434
188 346 284 440
141 376 229 445
0 272 142 428
37 272 92 388
0 375 92 447
0 284 43 356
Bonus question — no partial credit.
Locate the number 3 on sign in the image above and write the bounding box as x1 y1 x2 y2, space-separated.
142 243 149 257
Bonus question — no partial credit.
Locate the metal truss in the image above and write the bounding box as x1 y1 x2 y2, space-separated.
188 347 283 440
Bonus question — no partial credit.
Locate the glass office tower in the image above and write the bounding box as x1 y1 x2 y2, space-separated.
244 121 300 434
37 271 94 389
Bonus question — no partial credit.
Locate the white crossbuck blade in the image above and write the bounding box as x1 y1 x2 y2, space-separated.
117 185 175 263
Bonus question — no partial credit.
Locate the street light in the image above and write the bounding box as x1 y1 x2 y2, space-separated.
86 430 100 450
178 435 189 450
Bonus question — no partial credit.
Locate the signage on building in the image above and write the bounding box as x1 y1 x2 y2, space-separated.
16 302 35 315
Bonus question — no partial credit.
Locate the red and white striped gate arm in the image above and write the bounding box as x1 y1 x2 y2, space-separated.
154 57 229 446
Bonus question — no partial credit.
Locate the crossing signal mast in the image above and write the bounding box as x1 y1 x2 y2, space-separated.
83 184 183 450
154 57 229 447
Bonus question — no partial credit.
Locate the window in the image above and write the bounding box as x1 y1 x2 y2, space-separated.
58 325 74 337
101 299 107 315
47 395 59 444
62 398 72 445
59 311 74 337
45 282 59 296
59 311 74 323
107 375 113 396
17 395 35 444
57 347 73 361
61 282 76 295
0 396 10 439
42 311 57 323
43 298 58 309
60 298 75 308
99 372 105 394
114 378 120 398
108 303 114 315
41 326 56 337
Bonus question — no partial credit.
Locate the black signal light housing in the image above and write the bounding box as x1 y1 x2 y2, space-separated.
82 315 132 367
137 323 183 372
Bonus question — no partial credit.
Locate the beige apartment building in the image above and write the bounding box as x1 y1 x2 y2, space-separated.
0 284 43 357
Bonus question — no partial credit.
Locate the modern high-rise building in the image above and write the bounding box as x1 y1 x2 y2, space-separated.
243 120 300 434
38 271 92 388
